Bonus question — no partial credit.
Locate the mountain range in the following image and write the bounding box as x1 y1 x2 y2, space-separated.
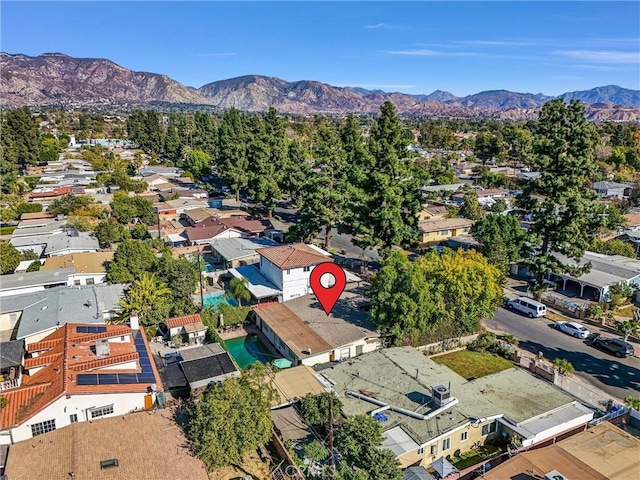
2 52 640 121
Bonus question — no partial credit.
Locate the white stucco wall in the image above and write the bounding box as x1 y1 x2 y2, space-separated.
260 257 284 290
66 273 107 286
3 391 151 444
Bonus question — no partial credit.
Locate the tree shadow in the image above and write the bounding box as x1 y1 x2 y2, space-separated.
518 339 640 394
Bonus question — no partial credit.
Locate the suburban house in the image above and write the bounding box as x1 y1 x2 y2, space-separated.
484 422 640 480
420 183 467 196
256 243 338 301
184 222 243 245
11 216 66 238
160 343 240 397
418 218 475 245
40 252 114 286
139 166 182 178
547 251 640 301
210 237 279 269
3 412 210 480
0 284 126 346
154 198 210 215
0 320 163 445
321 347 594 469
0 268 76 297
229 243 360 303
451 188 511 208
592 181 634 199
182 207 219 225
253 286 379 366
165 314 208 346
10 231 100 257
417 205 448 222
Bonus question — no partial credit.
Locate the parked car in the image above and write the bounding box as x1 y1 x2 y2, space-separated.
589 333 635 358
552 321 590 339
505 297 547 318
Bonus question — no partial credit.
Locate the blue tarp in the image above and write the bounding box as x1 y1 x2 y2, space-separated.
373 412 388 422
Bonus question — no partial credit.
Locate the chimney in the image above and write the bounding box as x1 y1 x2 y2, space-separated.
130 310 139 331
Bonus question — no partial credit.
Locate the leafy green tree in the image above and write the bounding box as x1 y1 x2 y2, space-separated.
303 440 329 462
26 260 41 272
20 249 40 261
474 131 504 165
503 124 533 164
590 238 636 258
182 149 211 179
187 365 277 470
0 241 21 274
489 198 508 213
471 214 528 272
617 315 639 342
118 272 172 326
335 415 402 480
130 223 148 240
624 396 640 410
95 218 131 248
155 256 199 301
107 239 157 283
229 276 251 306
47 194 94 216
459 190 485 220
517 100 604 299
110 191 156 225
1 107 40 170
368 249 503 343
298 392 343 428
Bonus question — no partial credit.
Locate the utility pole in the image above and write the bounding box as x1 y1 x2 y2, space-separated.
328 394 335 480
197 252 205 310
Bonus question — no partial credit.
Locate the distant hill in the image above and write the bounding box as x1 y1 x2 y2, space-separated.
1 52 639 121
0 52 208 106
560 85 640 108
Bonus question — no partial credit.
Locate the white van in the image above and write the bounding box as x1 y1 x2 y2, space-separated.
506 297 546 318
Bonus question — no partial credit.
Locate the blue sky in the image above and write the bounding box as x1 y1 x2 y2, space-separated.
2 1 639 96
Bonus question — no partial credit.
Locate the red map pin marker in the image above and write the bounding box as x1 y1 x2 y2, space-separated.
310 262 347 315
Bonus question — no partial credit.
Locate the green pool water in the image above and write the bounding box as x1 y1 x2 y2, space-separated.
224 335 271 369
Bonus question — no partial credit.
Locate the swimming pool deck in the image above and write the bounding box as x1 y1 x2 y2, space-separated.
218 325 280 362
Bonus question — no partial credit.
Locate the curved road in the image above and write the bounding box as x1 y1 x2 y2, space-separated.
485 307 640 401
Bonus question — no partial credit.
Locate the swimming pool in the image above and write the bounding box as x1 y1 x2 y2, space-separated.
202 292 238 309
224 335 272 369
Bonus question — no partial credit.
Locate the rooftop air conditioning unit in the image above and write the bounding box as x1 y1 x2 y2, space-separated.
544 470 568 480
432 385 451 407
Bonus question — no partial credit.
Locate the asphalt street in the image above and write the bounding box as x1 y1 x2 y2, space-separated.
485 307 640 401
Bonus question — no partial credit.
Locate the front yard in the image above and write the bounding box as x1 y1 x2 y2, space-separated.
432 350 513 380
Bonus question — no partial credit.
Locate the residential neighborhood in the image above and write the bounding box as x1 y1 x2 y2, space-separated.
1 65 640 480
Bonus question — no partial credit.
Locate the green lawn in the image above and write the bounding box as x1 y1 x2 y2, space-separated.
432 350 513 380
450 444 502 470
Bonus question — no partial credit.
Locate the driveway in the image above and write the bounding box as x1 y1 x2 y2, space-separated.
485 306 640 401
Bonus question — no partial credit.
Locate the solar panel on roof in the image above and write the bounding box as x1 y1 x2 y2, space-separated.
117 374 138 384
97 374 118 384
76 326 108 334
77 374 98 385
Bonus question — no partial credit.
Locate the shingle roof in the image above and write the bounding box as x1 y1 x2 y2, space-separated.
165 314 203 329
418 217 474 233
254 303 332 358
211 237 279 262
256 243 332 269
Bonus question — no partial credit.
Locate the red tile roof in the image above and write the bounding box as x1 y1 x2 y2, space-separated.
0 323 161 431
256 243 332 270
166 314 203 329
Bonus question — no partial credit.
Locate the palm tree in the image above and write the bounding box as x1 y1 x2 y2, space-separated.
552 358 575 376
229 277 251 307
118 272 172 326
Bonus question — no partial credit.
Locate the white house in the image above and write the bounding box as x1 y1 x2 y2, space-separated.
255 243 335 302
165 314 208 346
0 320 162 445
40 252 113 286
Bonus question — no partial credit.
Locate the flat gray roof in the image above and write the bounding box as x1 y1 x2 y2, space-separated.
211 237 279 262
420 183 466 193
10 232 99 256
0 340 23 369
320 347 577 448
0 268 76 292
553 251 640 288
178 343 225 362
2 284 126 340
229 265 281 299
283 286 378 348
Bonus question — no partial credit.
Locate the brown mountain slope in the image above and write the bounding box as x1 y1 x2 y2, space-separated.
2 52 639 121
0 52 209 106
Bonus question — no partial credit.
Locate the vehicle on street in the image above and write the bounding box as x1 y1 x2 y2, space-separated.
505 297 547 318
552 321 590 338
588 333 635 358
